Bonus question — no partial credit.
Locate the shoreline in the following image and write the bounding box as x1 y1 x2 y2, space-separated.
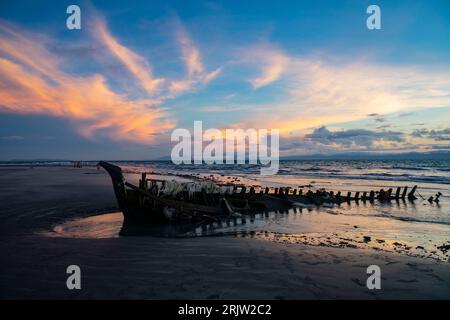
1 166 449 299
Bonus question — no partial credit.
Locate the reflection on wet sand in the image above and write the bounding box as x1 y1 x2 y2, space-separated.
48 202 450 262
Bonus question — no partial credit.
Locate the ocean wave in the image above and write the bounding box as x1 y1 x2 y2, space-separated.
387 166 428 171
375 212 450 226
293 167 341 173
357 173 450 184
273 170 450 184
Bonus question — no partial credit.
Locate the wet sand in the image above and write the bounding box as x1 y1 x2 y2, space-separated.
0 166 449 299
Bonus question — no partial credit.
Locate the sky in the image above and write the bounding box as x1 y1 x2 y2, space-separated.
0 0 449 160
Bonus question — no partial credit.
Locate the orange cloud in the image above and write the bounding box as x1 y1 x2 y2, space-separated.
249 45 289 89
0 23 174 143
231 47 450 137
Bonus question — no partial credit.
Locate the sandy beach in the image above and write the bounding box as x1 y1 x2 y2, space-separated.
1 166 449 299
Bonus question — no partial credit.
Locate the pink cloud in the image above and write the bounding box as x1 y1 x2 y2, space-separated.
0 23 174 144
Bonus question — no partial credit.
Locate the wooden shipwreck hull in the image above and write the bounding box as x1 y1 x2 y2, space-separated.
99 161 424 225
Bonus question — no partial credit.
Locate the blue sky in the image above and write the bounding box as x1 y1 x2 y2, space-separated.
0 0 449 160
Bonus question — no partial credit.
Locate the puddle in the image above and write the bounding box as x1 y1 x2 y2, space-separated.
49 212 124 238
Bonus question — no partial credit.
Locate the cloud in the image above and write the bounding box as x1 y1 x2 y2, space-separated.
248 45 289 89
0 22 174 143
411 129 428 138
411 128 450 141
430 145 450 150
305 126 404 148
398 112 415 117
200 105 249 112
168 19 222 97
277 126 412 155
278 124 450 156
229 47 450 137
0 15 222 144
93 18 164 95
0 135 24 140
368 113 388 123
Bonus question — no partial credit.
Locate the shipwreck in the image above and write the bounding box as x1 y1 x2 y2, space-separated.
99 161 428 225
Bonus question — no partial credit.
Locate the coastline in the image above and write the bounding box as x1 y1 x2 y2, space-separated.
1 166 449 299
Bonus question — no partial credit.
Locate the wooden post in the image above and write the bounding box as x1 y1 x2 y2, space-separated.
274 187 279 195
140 172 147 189
369 191 375 202
387 188 392 200
401 186 408 199
293 189 297 195
346 192 352 202
240 186 246 194
299 189 303 196
379 189 386 201
354 192 360 201
395 187 401 200
408 185 418 200
265 187 270 194
335 191 341 203
249 187 255 195
138 173 147 207
362 192 367 201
